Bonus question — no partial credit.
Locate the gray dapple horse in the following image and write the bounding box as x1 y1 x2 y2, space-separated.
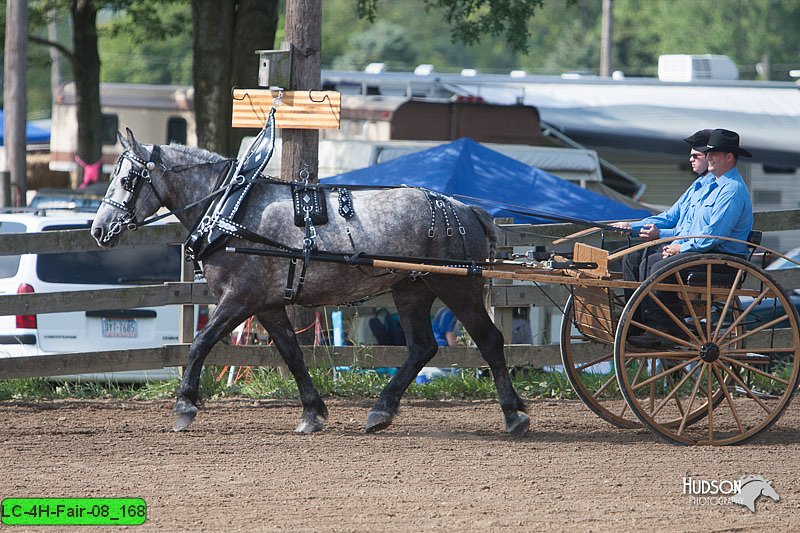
90 130 529 436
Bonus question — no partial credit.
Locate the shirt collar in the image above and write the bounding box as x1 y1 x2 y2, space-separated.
713 166 742 184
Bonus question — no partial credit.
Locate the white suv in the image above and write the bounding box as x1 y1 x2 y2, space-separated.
0 209 207 382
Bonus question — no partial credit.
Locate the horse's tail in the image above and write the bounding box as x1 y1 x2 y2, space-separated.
469 205 498 261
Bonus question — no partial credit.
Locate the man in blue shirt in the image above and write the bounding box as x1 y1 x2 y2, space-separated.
613 129 754 347
432 307 459 346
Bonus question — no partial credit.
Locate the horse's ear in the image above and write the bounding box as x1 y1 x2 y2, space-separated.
117 131 128 150
125 127 139 150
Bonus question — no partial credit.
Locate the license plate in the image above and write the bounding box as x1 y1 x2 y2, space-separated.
102 318 138 338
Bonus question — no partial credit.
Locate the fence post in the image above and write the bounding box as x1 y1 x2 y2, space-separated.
179 244 195 345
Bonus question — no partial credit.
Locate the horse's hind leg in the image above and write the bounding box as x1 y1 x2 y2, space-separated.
431 276 529 436
173 298 253 431
256 308 328 433
365 283 438 433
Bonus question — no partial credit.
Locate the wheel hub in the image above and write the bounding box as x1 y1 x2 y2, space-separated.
699 342 720 363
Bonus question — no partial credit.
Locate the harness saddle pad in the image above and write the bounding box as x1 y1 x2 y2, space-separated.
292 185 328 226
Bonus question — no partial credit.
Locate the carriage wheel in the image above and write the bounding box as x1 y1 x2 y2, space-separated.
614 254 800 445
560 295 639 428
561 295 723 429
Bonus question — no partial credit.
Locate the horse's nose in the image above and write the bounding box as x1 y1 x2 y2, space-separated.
92 226 104 242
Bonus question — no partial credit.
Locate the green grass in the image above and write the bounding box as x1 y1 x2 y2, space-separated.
0 366 580 402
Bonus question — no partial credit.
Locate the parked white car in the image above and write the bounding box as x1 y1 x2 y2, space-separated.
0 209 207 382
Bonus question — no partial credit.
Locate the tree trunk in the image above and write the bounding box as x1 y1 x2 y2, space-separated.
191 0 236 154
70 0 102 178
3 0 28 206
229 0 280 155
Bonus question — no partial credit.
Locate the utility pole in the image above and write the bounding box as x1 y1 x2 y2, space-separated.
280 0 322 344
600 0 613 78
3 0 28 207
280 0 321 185
48 8 62 102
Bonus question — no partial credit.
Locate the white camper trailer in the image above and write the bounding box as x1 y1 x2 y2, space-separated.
49 82 197 175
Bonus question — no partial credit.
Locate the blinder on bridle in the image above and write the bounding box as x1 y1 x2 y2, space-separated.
100 145 165 242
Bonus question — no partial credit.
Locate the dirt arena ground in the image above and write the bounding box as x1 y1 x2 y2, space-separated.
1 397 799 532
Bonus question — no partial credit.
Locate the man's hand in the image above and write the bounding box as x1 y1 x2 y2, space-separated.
611 221 632 233
662 243 681 258
638 223 660 241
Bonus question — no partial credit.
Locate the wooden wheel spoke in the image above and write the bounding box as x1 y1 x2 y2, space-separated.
663 370 687 418
630 319 697 349
618 400 629 418
576 351 614 372
633 357 700 391
718 287 771 341
675 275 707 344
711 363 744 433
707 364 714 441
623 349 696 358
711 269 745 342
678 364 706 435
720 364 773 414
725 347 795 354
641 287 702 345
592 372 619 399
628 356 649 389
719 355 791 386
718 314 791 350
651 363 699 417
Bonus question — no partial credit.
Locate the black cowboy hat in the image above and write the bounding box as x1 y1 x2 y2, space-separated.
697 129 753 157
683 129 713 149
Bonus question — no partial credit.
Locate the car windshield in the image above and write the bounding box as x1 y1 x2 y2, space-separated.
36 224 182 285
0 221 26 278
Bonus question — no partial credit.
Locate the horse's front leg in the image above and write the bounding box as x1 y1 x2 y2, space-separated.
366 285 438 433
173 299 252 431
256 308 328 433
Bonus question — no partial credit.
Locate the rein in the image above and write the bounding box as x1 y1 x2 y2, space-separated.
450 193 638 235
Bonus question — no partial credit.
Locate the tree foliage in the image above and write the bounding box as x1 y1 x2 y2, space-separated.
332 0 800 80
356 0 545 54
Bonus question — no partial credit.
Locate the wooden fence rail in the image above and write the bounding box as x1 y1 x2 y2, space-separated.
1 210 799 380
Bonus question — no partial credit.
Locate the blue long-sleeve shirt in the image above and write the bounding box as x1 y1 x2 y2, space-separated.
630 168 753 256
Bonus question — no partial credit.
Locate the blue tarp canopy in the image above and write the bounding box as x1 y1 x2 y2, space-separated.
0 110 51 146
324 138 650 224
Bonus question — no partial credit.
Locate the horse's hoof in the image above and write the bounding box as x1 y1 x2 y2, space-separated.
172 402 198 432
365 410 393 433
295 415 325 434
505 412 530 437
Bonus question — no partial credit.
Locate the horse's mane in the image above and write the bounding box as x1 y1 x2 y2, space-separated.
740 475 768 486
166 142 228 164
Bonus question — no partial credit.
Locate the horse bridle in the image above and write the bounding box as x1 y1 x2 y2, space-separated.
100 145 166 243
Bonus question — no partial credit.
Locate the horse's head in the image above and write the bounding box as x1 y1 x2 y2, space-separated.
91 128 167 247
760 480 780 502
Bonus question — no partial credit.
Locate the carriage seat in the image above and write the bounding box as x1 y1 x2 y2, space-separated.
685 230 762 287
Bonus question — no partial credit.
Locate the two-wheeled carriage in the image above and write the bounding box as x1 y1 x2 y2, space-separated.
91 106 799 445
511 234 799 445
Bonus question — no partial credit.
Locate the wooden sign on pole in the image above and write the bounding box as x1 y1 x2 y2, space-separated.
231 88 340 130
